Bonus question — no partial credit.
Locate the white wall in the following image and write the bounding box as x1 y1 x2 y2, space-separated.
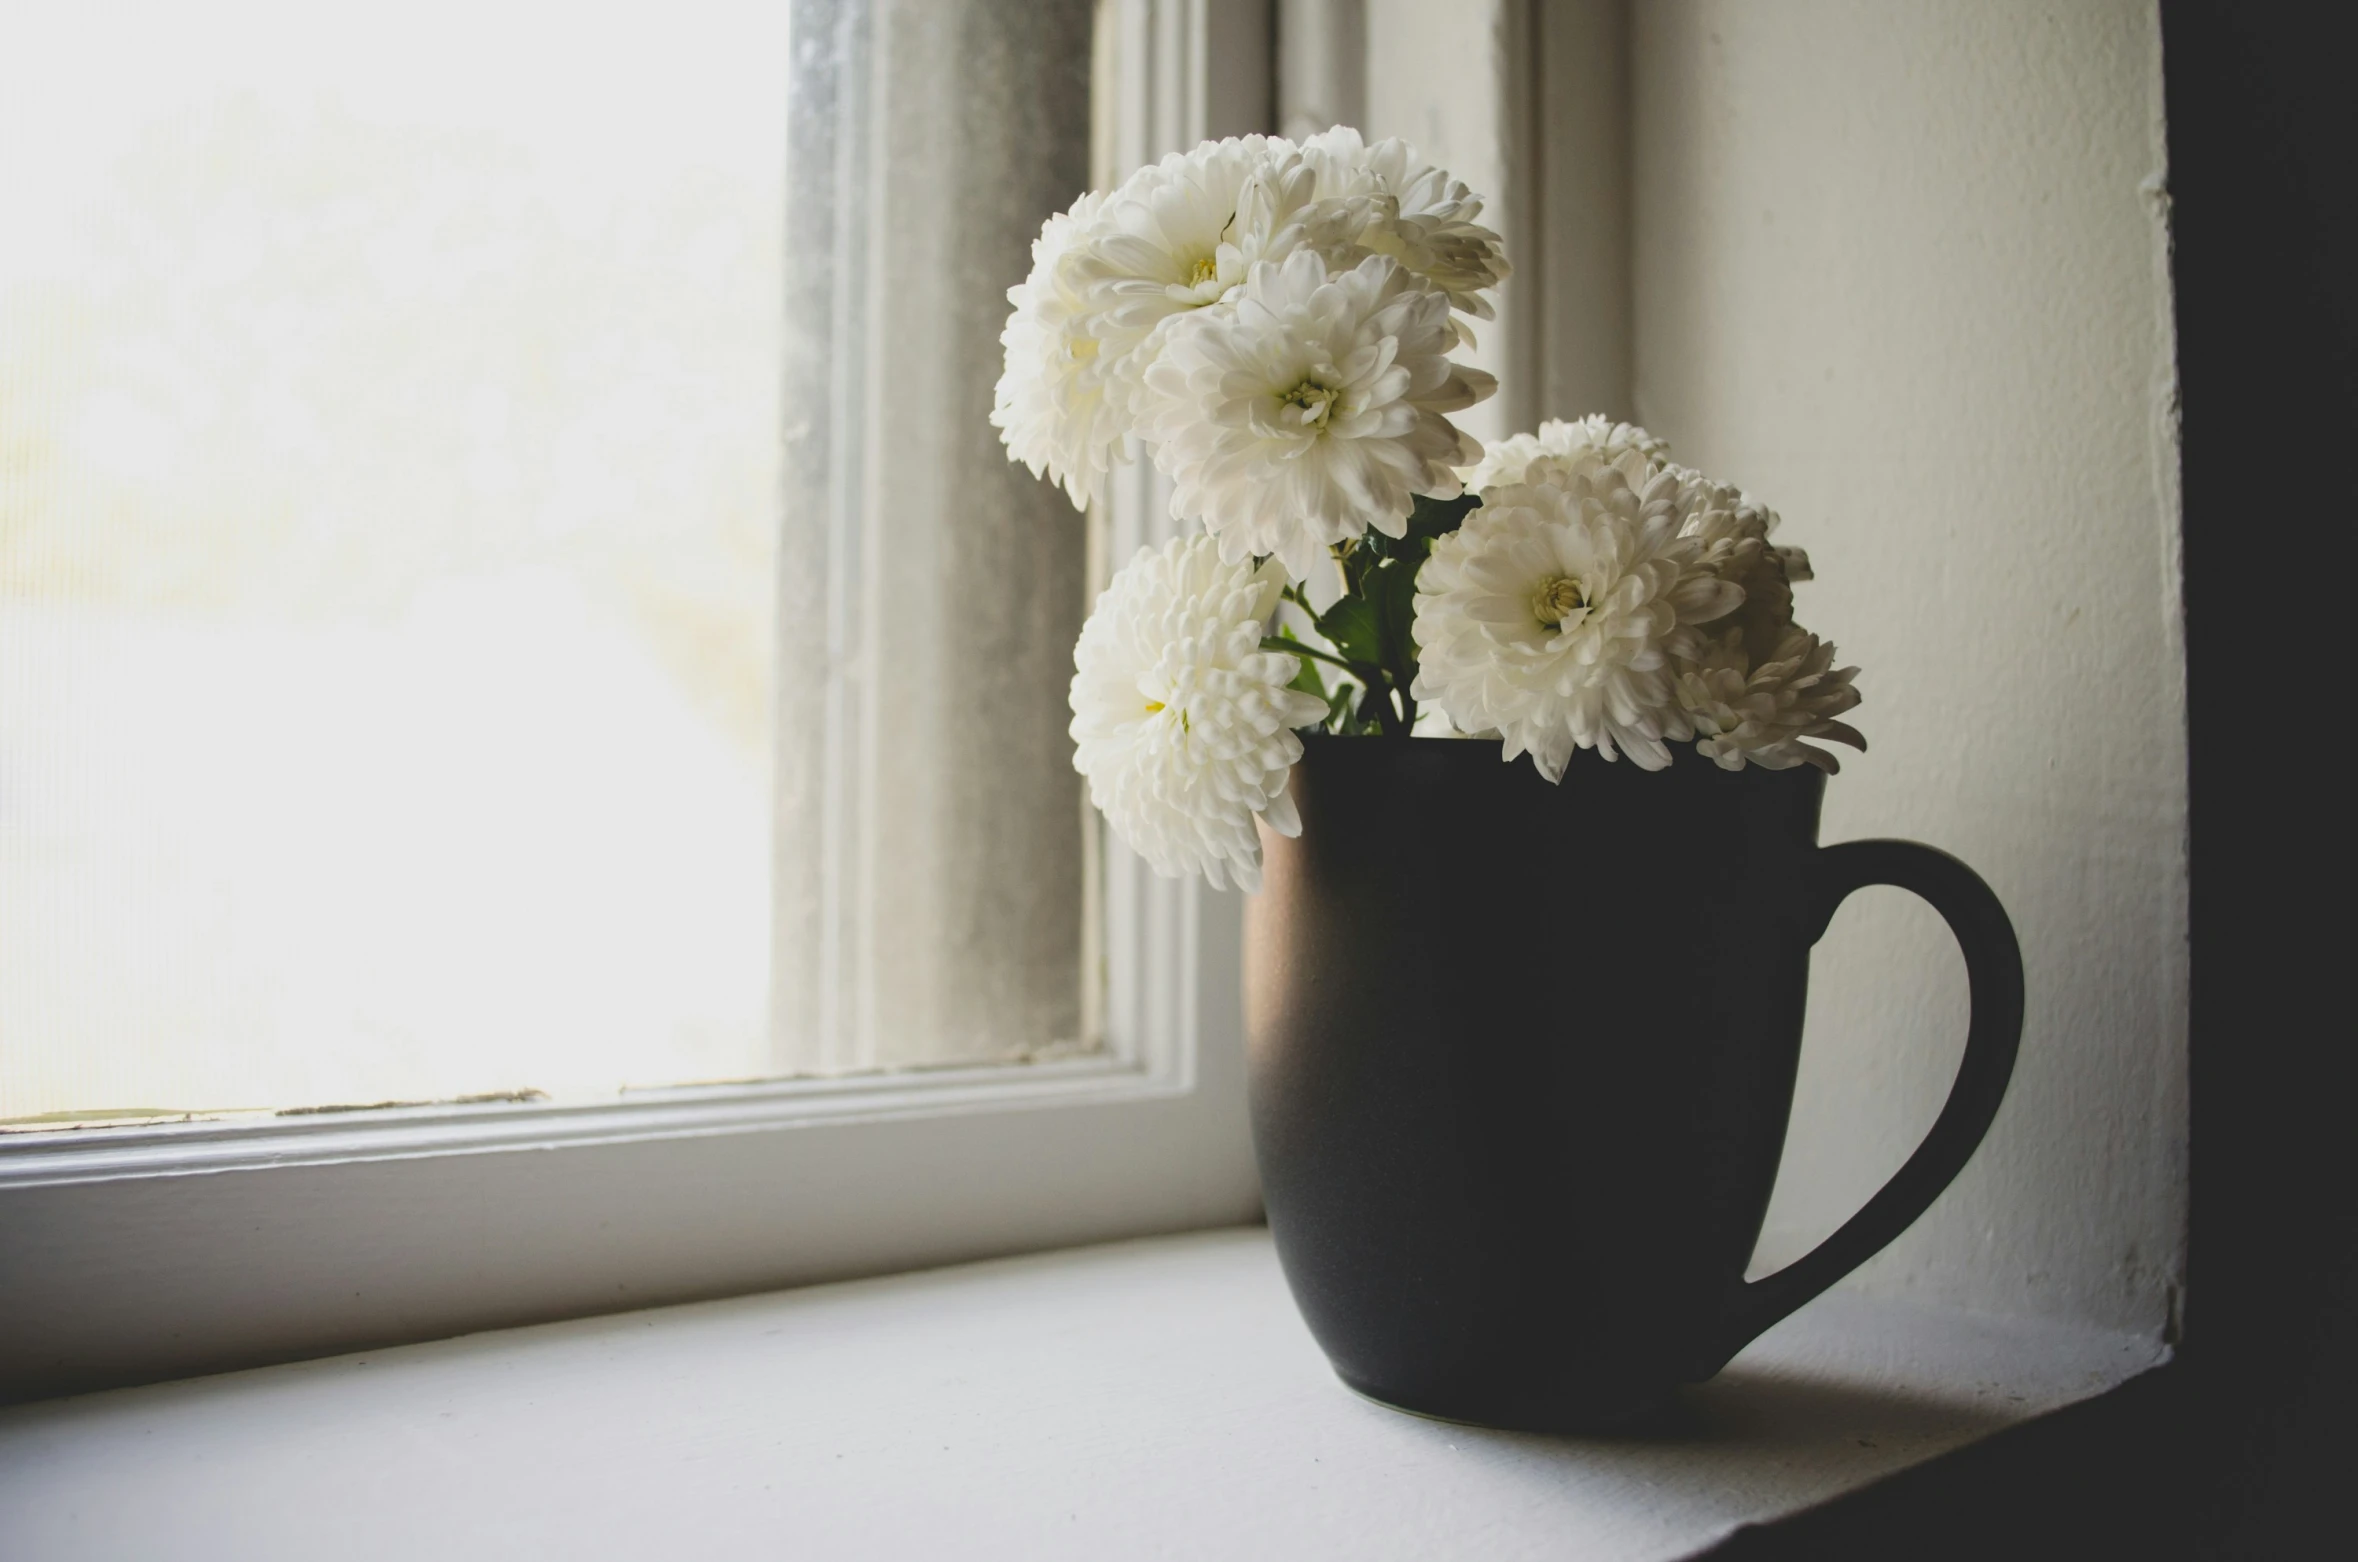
1630 0 2185 1336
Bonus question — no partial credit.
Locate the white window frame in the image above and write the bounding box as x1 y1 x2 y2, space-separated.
0 0 1278 1405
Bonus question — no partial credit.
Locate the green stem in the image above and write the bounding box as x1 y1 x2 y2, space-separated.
1261 636 1362 679
1263 635 1407 738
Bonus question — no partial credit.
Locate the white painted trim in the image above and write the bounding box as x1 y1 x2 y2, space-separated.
1331 1 1635 428
0 1052 1185 1191
0 1010 1260 1402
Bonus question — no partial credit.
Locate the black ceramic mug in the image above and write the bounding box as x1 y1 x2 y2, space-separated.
1243 734 2023 1431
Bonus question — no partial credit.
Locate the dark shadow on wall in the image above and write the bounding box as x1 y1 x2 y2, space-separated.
1706 4 2358 1557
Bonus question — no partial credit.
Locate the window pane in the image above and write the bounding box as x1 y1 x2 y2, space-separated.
1 1 1093 1124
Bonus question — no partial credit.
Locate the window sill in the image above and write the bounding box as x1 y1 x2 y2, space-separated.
0 1227 2166 1561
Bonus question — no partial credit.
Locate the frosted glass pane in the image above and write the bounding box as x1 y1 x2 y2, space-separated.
0 2 790 1120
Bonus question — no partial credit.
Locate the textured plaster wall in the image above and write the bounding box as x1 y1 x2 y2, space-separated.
1631 1 2186 1336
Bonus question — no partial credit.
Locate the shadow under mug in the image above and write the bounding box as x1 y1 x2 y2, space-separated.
1243 735 2024 1431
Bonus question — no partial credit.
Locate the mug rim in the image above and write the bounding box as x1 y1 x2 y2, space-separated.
1290 729 1827 798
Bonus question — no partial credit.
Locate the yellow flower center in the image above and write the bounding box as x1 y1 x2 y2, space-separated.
1532 575 1587 628
1280 379 1339 430
1189 254 1220 287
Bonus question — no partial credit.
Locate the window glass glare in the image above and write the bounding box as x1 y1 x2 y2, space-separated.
0 1 789 1119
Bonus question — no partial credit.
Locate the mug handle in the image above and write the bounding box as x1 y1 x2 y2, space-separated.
1708 839 2025 1369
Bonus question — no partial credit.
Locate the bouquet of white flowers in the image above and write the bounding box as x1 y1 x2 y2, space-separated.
994 131 1863 892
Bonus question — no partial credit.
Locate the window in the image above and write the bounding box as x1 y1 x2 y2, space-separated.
4 0 1118 1124
1 0 2187 1413
3 0 796 1121
0 0 1272 1402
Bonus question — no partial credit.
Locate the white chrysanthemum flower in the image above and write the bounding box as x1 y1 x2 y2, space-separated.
1296 127 1510 320
1411 459 1744 777
993 132 1511 512
1065 136 1315 415
991 192 1127 509
1666 471 1825 664
1069 534 1329 890
1141 250 1496 582
1458 415 1672 491
1678 625 1866 773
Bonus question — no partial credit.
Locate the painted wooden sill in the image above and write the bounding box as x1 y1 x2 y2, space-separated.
0 1227 2165 1562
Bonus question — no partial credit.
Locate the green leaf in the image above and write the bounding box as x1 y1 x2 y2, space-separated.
1265 626 1360 735
1361 555 1424 695
1356 493 1481 567
1403 491 1481 548
1313 593 1386 671
1313 519 1464 734
1278 637 1327 702
1330 538 1374 596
